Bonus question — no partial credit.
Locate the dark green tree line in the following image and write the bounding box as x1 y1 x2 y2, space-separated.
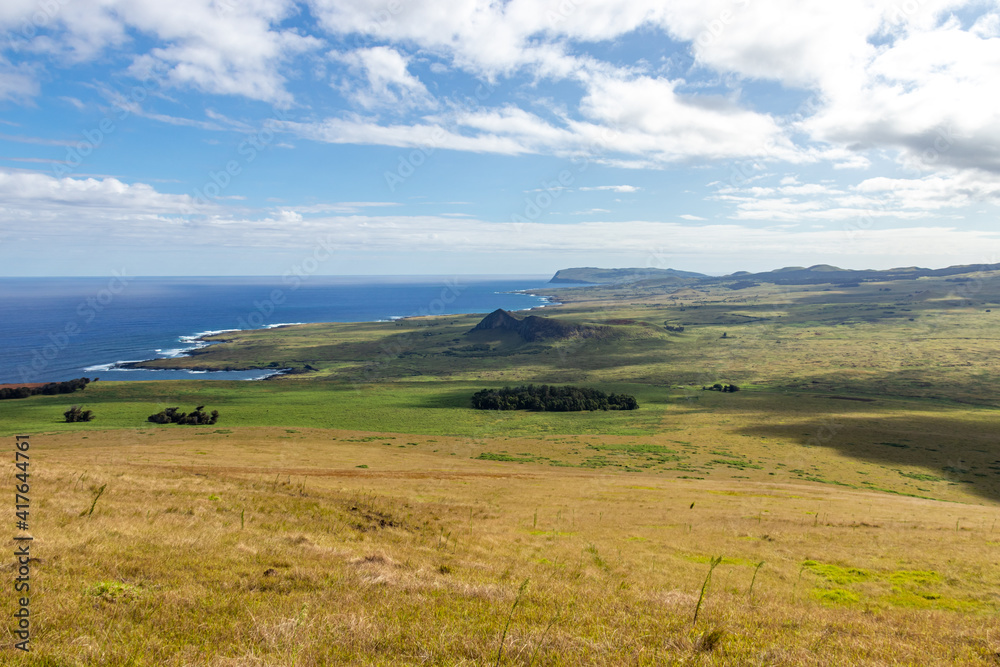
471 384 639 412
1 377 93 401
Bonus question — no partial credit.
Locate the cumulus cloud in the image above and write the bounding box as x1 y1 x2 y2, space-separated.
303 0 1000 177
1 0 320 104
802 20 1000 174
332 46 434 110
714 168 1000 223
0 170 195 214
5 0 997 177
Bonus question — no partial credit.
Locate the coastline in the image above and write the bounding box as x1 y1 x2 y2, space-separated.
100 292 565 377
89 323 304 380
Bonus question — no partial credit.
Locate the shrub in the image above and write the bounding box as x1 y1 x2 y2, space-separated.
64 405 94 422
147 405 219 425
703 383 740 393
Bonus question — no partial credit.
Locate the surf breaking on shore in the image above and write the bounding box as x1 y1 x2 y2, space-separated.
83 323 304 379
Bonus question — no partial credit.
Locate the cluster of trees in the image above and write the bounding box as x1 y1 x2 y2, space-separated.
0 377 93 401
471 384 639 412
663 324 685 332
147 405 219 425
703 383 740 392
63 405 94 422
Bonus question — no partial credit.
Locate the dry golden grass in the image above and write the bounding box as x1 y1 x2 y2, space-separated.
6 270 1000 663
4 427 999 665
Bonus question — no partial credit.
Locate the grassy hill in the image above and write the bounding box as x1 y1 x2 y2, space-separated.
4 263 1000 664
549 266 707 284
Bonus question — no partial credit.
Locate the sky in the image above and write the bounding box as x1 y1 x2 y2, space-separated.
1 0 1000 277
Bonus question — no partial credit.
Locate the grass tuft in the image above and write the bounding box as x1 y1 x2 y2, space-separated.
693 555 723 624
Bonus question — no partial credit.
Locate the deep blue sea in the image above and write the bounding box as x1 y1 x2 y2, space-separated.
0 275 561 384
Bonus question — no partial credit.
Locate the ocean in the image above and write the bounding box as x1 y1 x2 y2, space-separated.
0 275 561 384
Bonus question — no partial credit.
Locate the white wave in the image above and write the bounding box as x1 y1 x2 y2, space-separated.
83 362 118 372
244 368 291 381
177 323 303 347
83 360 145 371
262 322 304 329
178 328 240 343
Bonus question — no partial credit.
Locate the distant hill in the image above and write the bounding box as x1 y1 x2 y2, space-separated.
469 309 607 341
548 262 1000 288
709 263 1000 286
549 267 708 284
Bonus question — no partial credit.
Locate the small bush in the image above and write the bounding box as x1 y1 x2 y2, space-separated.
703 383 740 393
148 405 219 425
64 405 94 423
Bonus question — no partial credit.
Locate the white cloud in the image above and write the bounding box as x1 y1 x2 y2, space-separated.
854 171 1000 210
577 72 800 162
0 170 195 214
2 0 996 179
333 46 434 110
5 0 1000 277
713 168 1000 223
2 0 321 104
284 201 401 213
971 12 1000 38
0 133 74 147
579 185 640 193
286 68 802 166
282 116 533 155
299 1 805 165
306 0 599 77
802 19 1000 175
0 58 38 102
123 1 321 105
4 169 1000 271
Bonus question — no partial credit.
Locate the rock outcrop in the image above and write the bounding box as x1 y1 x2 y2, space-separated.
469 309 605 342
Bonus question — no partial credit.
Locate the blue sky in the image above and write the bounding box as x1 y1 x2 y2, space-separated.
2 0 1000 276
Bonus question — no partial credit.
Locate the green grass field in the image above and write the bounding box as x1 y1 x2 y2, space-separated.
3 269 1000 664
